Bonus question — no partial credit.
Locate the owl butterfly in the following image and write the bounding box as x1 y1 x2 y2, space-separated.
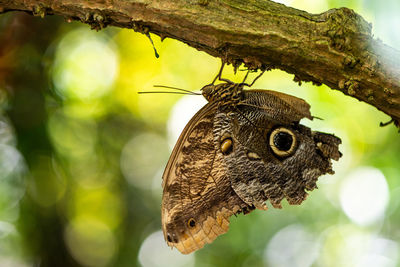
161 64 341 254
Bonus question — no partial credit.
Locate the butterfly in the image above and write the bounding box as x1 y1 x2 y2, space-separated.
161 64 341 254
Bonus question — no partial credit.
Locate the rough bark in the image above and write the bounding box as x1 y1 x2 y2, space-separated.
1 0 399 127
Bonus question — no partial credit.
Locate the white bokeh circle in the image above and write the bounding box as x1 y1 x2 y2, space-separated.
339 167 389 226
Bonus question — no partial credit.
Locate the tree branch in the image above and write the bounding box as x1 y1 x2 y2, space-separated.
1 0 400 127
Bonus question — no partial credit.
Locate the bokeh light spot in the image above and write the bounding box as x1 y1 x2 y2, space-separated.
121 132 169 190
138 231 194 267
264 224 319 267
0 221 16 239
64 217 117 267
53 28 118 100
28 155 66 207
358 237 399 267
288 0 328 13
319 225 398 267
0 119 16 146
0 144 23 179
0 119 25 227
48 111 98 160
0 144 26 216
167 94 207 149
373 8 400 48
68 187 123 229
339 167 389 226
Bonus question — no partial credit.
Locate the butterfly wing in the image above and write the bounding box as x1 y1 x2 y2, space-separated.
162 88 341 254
161 101 251 254
217 90 341 209
238 89 313 123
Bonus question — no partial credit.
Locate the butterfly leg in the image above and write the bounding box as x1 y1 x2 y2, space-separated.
241 69 266 87
212 61 235 84
241 70 250 84
210 61 225 84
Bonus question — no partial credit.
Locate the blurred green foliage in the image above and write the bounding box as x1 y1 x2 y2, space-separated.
0 0 399 266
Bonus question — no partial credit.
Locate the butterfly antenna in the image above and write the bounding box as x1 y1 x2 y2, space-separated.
138 91 199 95
138 85 201 95
153 85 201 95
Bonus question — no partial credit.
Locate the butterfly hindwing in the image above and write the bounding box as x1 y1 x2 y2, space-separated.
218 90 341 209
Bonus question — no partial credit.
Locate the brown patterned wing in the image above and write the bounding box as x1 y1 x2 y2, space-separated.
220 90 341 210
239 89 313 123
161 101 250 254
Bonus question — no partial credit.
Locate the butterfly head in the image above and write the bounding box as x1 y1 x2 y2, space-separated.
201 82 244 106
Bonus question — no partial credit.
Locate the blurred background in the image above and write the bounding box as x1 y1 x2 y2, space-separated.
0 0 399 266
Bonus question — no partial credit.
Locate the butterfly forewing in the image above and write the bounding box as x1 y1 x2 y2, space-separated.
161 101 250 254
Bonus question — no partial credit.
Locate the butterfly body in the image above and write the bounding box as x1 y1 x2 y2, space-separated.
161 81 341 254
